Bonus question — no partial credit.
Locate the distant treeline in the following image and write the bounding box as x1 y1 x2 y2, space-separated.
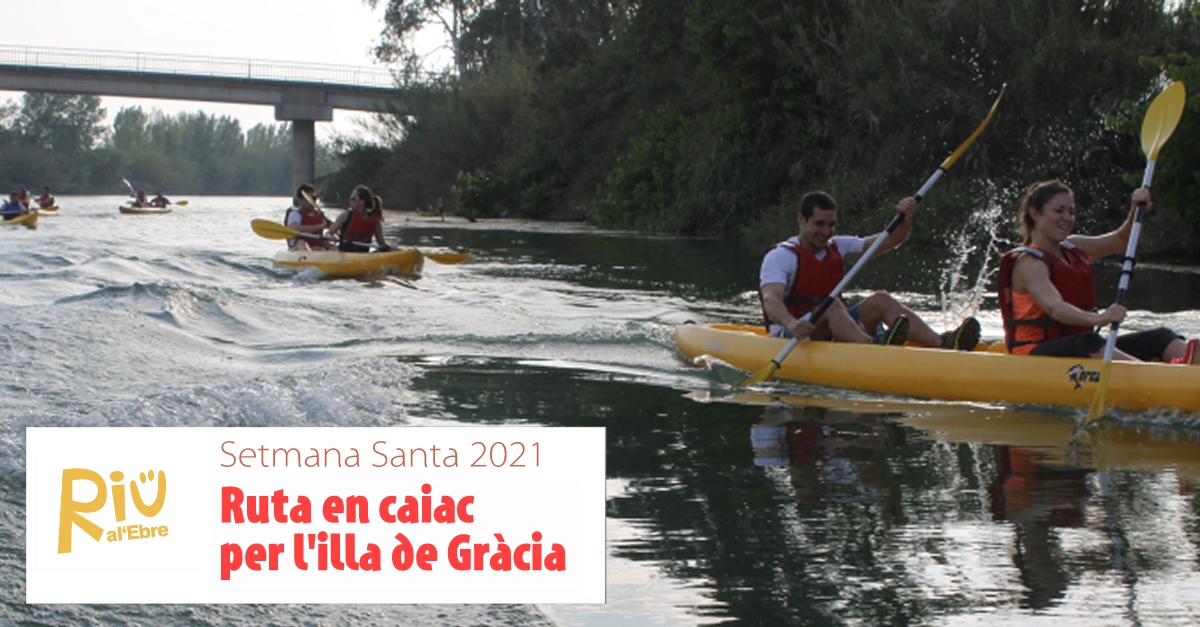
0 93 335 196
329 0 1200 255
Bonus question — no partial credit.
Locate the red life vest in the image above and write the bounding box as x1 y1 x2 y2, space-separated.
759 241 845 328
340 210 380 252
998 244 1096 354
284 207 327 249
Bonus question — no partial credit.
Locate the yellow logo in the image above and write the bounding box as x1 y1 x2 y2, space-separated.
58 469 168 554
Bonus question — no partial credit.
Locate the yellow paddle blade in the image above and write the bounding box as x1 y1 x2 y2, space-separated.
737 362 779 388
419 250 470 265
1142 81 1186 160
301 190 322 210
251 218 300 240
176 200 189 206
1085 360 1114 423
940 84 1006 171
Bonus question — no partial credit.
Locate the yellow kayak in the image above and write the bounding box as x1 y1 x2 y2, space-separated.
2 209 39 228
273 248 425 280
675 323 1200 413
38 205 59 213
119 205 172 215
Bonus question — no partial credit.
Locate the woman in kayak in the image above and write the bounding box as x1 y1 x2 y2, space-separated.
16 186 31 210
998 179 1196 363
329 185 392 253
37 186 54 208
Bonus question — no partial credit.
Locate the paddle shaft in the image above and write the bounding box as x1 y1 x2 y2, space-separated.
252 219 467 264
1097 165 1154 362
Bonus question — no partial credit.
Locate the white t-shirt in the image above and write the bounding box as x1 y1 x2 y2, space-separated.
285 205 303 227
759 235 866 290
285 206 309 250
759 235 867 336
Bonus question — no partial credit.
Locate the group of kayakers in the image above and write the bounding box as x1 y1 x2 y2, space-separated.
1 186 54 220
759 184 1198 365
284 183 392 253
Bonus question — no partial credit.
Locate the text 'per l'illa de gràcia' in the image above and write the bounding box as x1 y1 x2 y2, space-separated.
220 484 567 580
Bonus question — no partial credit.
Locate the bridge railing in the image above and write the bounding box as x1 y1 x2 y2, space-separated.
0 45 399 89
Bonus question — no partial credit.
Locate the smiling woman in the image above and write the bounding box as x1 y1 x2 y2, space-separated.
1000 179 1193 364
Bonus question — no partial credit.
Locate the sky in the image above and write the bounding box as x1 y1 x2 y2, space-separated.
2 0 435 140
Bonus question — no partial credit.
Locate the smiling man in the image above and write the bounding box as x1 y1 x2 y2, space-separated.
758 190 980 350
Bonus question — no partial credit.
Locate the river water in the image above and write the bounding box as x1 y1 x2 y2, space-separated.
3 196 1199 626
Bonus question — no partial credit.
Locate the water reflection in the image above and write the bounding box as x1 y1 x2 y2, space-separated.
403 356 1200 625
704 391 1200 623
751 404 906 523
988 444 1088 609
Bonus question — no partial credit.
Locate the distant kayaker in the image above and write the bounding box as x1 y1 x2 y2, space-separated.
999 180 1195 363
2 193 27 219
16 186 31 210
36 186 54 208
150 190 171 208
133 189 149 208
759 190 981 350
284 183 331 251
329 185 393 253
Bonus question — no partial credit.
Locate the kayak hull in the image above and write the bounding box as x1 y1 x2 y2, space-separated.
273 248 424 279
119 206 172 214
2 209 39 228
675 323 1200 413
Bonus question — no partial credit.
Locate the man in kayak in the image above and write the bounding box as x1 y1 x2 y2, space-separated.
328 185 393 253
759 190 980 350
150 190 171 208
2 192 28 219
284 183 332 251
999 180 1196 363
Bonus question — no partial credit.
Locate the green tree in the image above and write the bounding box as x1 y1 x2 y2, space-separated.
366 0 491 75
0 93 106 190
339 0 1193 257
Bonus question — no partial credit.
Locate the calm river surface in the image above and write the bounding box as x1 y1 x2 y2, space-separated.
3 196 1199 626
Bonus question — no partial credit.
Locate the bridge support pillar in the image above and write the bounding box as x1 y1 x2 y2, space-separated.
291 119 316 193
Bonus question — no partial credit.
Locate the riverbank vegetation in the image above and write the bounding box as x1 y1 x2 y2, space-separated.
0 95 318 196
3 2 1199 258
329 0 1200 256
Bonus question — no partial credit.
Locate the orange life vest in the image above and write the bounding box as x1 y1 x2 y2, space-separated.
998 244 1096 354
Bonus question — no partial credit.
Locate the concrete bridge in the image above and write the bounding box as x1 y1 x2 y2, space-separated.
0 45 404 191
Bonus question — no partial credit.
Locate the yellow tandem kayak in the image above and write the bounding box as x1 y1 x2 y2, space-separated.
675 323 1200 413
2 209 39 228
273 248 425 280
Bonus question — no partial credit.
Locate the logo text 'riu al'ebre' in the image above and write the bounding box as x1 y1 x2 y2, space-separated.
58 469 167 554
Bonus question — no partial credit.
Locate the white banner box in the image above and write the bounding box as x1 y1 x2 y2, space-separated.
26 427 606 604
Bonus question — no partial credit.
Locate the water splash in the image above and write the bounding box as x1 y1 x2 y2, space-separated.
936 192 1011 329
